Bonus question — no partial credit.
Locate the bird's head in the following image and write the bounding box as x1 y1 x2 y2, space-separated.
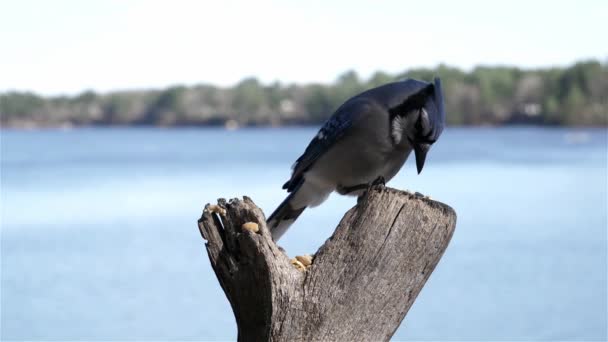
388 78 446 174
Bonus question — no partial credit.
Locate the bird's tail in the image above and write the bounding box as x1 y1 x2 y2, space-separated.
268 178 332 241
267 190 307 241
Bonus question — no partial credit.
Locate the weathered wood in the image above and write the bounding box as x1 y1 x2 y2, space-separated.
198 186 456 341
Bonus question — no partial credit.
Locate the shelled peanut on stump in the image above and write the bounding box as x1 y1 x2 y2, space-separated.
242 222 259 233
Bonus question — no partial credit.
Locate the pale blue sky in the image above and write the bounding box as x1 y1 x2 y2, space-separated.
1 0 606 95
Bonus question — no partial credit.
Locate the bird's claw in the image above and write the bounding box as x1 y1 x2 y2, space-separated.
337 184 366 195
371 176 386 187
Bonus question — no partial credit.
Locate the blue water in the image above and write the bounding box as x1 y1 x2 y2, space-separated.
1 127 606 341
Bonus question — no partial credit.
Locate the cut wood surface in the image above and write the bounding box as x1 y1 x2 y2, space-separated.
198 186 456 341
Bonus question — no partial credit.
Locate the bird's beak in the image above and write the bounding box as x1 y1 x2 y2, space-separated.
414 143 430 174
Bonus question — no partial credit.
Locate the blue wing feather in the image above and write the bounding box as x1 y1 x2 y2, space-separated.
282 100 359 192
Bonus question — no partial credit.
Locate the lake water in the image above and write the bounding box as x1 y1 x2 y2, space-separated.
1 127 607 341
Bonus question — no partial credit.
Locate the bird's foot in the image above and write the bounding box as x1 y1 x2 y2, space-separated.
290 254 313 272
338 176 386 196
337 183 368 195
371 176 386 187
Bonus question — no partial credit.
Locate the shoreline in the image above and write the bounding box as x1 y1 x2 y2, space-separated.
1 123 607 131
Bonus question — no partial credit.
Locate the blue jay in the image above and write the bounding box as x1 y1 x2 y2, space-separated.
268 78 446 240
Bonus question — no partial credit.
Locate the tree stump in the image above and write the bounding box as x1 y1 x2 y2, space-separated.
197 186 456 341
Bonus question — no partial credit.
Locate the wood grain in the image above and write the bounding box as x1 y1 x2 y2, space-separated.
198 186 456 341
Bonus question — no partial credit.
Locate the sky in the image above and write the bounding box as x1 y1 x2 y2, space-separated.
0 0 606 96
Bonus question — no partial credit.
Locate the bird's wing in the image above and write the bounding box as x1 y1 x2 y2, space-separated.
282 98 373 192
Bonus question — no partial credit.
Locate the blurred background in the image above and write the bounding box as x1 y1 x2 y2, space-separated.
1 0 606 341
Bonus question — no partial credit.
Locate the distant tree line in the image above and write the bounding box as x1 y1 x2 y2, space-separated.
1 59 606 128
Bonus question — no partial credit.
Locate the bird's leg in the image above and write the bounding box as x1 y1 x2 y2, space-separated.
357 176 386 203
371 176 386 187
336 183 368 195
339 176 387 204
338 176 386 196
